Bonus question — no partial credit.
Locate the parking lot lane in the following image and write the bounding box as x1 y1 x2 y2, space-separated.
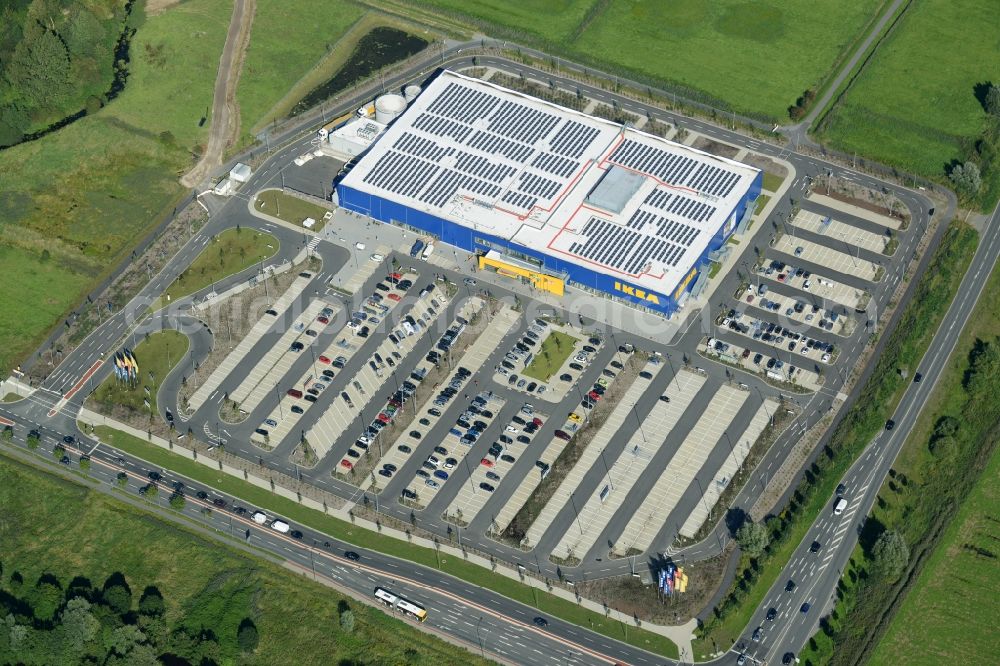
679 395 778 538
773 235 880 283
523 360 664 549
187 273 314 412
550 369 707 562
791 209 888 254
611 383 749 555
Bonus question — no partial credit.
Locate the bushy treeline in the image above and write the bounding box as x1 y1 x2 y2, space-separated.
0 567 259 666
0 0 132 147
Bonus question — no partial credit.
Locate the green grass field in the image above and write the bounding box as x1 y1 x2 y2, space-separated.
254 190 331 230
409 0 882 119
818 0 1000 182
93 425 679 658
0 0 232 375
869 447 1000 665
92 331 188 416
522 331 578 380
237 0 365 135
0 455 490 666
164 227 278 302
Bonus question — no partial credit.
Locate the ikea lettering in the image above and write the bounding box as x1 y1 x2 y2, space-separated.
613 281 660 305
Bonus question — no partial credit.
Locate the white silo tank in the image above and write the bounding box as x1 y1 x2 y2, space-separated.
375 94 407 124
404 85 421 103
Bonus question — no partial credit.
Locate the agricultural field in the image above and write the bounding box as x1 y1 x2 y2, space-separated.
869 445 1000 665
400 0 883 119
0 456 489 666
818 0 1000 184
236 0 365 136
0 0 232 375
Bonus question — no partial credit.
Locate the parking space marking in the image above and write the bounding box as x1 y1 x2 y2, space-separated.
524 361 664 548
679 397 777 537
808 192 903 230
758 262 865 310
551 369 706 561
488 433 572 538
792 209 887 254
774 235 880 282
374 306 520 484
188 274 313 412
701 339 823 391
612 384 747 554
230 299 329 408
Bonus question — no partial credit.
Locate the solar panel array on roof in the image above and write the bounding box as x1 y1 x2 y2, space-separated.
568 216 688 276
608 139 742 198
549 120 600 158
362 151 439 199
488 100 560 145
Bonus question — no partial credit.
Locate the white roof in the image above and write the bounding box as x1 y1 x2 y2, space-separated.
229 162 252 182
341 70 759 295
328 116 386 148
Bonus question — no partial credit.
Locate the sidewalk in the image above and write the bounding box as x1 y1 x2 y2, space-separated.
67 402 695 656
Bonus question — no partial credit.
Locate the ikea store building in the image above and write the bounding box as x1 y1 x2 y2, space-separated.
336 70 761 317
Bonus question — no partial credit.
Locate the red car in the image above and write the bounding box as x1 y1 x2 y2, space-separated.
480 458 494 467
588 390 601 401
387 293 402 302
777 273 787 282
318 355 331 364
317 316 329 324
377 413 391 424
340 459 353 470
388 272 402 282
746 295 755 303
532 417 543 426
554 430 571 441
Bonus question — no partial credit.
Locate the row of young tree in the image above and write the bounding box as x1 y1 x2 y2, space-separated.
0 0 133 147
0 567 259 666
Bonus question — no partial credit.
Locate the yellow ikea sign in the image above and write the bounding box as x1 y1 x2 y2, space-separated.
613 281 660 305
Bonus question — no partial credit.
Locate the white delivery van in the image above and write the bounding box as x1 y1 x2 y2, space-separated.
270 520 290 534
833 497 848 516
421 243 435 261
251 511 267 525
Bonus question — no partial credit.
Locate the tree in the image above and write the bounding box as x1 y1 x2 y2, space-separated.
237 619 259 653
735 520 770 558
143 483 158 500
1 426 12 443
872 529 909 580
138 588 165 616
949 161 983 197
168 492 186 511
103 584 132 615
31 578 65 622
986 84 1000 117
60 597 100 653
53 443 66 460
339 608 355 633
108 624 147 656
79 456 91 472
26 431 40 449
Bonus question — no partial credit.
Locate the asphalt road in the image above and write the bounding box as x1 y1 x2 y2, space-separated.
2 40 981 666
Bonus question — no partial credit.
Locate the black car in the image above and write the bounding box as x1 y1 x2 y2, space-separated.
533 616 548 627
639 371 653 379
397 444 412 454
62 435 75 444
913 372 923 383
569 362 584 372
783 654 796 665
785 579 796 592
588 337 601 346
196 490 208 500
885 419 895 431
265 309 278 316
559 373 573 382
479 482 495 492
323 369 335 378
291 405 304 414
213 498 227 508
290 530 303 539
304 394 318 403
147 471 162 482
836 483 847 495
659 395 671 402
809 540 822 553
582 345 596 353
401 489 418 500
344 551 360 561
610 360 624 370
766 607 777 622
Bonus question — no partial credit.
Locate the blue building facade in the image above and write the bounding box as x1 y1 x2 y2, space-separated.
337 170 761 316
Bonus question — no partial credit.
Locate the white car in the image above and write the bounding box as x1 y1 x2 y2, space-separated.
821 353 832 363
370 253 385 262
355 241 366 250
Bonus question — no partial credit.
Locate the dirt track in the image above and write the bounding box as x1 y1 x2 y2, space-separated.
180 0 256 189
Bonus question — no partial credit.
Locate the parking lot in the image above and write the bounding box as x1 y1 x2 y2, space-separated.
367 305 520 485
757 260 866 310
445 403 552 525
611 383 749 556
713 308 839 366
187 272 313 413
550 369 707 562
700 340 823 392
230 299 330 411
492 321 599 404
773 235 880 282
791 209 888 254
330 293 485 474
744 285 851 337
488 430 573 538
808 192 903 230
679 397 776 538
523 359 662 548
247 271 422 451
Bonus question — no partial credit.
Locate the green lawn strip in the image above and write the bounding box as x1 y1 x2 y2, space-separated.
761 173 784 192
522 331 579 381
94 425 678 658
2 393 24 403
91 331 188 416
753 195 771 217
0 455 491 666
707 262 722 279
694 221 979 653
253 190 331 230
160 227 278 305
